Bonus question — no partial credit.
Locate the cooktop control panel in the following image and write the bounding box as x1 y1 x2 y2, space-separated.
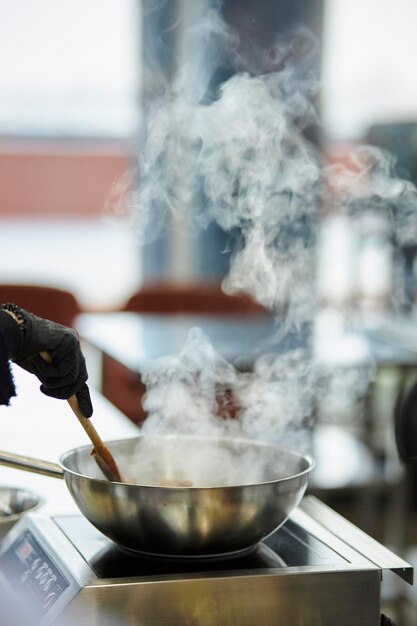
0 530 70 618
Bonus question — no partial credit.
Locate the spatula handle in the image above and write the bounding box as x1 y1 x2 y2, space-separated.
66 394 108 457
65 394 123 482
39 351 123 482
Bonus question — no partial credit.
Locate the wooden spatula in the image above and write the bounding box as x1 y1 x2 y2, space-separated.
40 351 124 482
65 394 124 482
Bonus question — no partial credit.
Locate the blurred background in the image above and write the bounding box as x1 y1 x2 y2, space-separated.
2 0 417 622
0 0 141 309
1 0 417 309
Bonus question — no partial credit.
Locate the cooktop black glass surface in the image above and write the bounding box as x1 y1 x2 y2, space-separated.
53 515 348 580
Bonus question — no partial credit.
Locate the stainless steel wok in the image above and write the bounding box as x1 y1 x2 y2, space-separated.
0 435 314 558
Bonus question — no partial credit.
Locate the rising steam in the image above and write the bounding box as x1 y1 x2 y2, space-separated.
140 327 317 451
108 7 417 448
129 33 321 324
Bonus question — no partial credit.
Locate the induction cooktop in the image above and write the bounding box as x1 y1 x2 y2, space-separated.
0 496 412 626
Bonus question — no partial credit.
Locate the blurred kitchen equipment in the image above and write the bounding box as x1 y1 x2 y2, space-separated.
395 378 417 462
367 122 417 311
0 495 411 626
39 351 123 483
0 486 42 539
0 435 313 558
354 212 393 312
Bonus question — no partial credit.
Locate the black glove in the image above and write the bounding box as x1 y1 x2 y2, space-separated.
0 304 93 417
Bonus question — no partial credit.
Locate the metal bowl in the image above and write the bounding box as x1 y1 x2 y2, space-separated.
62 435 315 558
0 487 43 539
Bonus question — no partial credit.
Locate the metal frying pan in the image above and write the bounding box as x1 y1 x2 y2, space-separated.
0 435 314 558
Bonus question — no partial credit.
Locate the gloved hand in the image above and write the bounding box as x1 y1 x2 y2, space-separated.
0 303 93 417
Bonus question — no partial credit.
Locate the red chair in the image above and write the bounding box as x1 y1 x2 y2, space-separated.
122 281 267 316
0 284 81 328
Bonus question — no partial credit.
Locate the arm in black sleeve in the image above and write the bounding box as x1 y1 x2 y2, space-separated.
0 309 23 357
0 318 17 406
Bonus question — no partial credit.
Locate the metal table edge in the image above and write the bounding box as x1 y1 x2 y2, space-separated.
298 495 414 584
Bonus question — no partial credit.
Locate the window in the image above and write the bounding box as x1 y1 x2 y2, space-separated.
0 0 140 138
322 0 417 139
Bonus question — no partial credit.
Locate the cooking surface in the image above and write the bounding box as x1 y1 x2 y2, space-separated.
54 513 347 579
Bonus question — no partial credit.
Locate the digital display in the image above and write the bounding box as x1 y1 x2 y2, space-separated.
17 541 34 561
0 531 69 619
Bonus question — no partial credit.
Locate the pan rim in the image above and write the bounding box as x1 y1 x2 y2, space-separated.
59 434 315 489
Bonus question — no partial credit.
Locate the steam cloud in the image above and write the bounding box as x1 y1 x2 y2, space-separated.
129 25 320 322
109 6 417 450
140 327 317 452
